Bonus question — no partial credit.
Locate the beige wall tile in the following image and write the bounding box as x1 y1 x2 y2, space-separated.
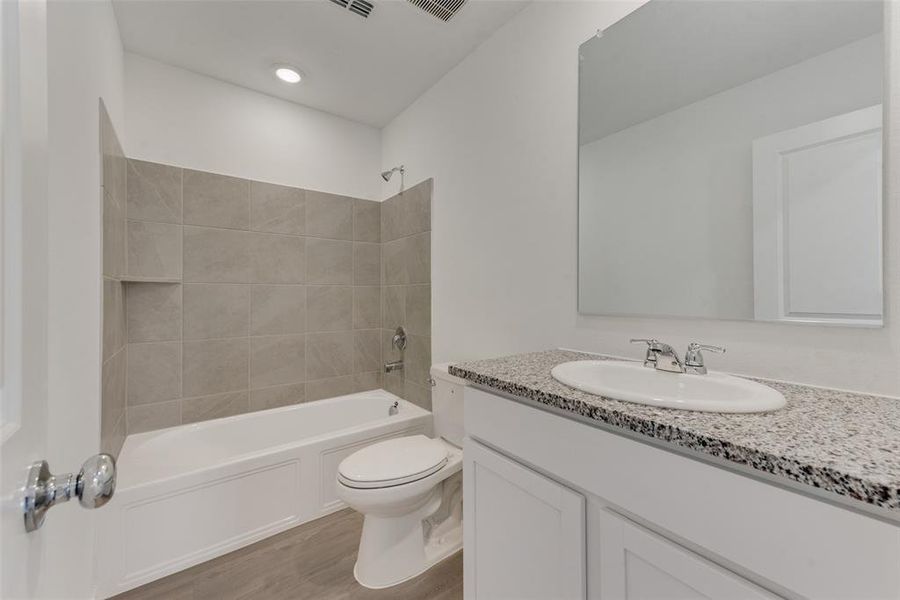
249 383 306 412
127 400 181 434
127 342 182 405
103 278 126 362
353 199 380 242
249 233 305 283
100 102 126 211
354 329 382 374
183 338 249 397
354 371 382 392
382 238 404 285
250 182 305 235
382 286 405 330
182 391 249 424
380 193 401 243
306 191 353 240
183 283 249 340
353 242 381 285
381 180 432 242
101 349 126 454
126 282 182 342
405 334 431 386
127 220 182 279
404 380 433 411
127 159 182 224
183 226 250 283
250 334 306 388
306 375 356 401
405 232 431 284
405 284 431 336
307 238 352 284
353 286 381 329
103 190 126 278
384 369 404 398
101 412 126 457
183 169 249 229
383 233 431 286
307 286 352 332
306 331 354 380
250 285 306 335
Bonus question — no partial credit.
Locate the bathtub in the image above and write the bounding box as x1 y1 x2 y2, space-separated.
96 390 430 598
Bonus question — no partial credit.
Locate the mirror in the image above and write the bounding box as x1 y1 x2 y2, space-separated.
578 0 884 326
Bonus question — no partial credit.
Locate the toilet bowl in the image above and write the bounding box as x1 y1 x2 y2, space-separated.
335 363 468 589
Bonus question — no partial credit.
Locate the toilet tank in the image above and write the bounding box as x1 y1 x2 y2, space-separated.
430 363 468 447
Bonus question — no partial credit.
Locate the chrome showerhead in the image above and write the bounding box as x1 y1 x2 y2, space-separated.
381 165 404 182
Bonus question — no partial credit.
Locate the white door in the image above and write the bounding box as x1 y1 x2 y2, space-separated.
464 438 586 600
597 510 778 600
1 0 53 597
752 105 883 326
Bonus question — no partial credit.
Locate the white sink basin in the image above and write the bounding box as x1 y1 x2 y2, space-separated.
550 360 785 413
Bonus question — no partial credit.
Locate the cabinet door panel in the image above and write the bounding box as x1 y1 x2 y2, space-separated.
464 439 586 600
598 510 778 599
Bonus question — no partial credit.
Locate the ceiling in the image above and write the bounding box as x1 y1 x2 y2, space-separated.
579 0 883 144
112 0 529 128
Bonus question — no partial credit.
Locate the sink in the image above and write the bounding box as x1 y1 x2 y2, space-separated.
550 360 786 413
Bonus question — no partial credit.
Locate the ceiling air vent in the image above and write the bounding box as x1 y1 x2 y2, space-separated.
407 0 467 22
329 0 374 18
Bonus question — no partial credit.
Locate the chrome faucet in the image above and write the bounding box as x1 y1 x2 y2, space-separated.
630 339 725 375
384 326 407 373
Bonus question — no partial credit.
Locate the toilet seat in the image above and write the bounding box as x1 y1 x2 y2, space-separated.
338 435 449 489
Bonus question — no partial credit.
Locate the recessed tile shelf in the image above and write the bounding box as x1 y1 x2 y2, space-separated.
120 276 182 284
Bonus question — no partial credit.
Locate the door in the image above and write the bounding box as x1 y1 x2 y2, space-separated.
464 438 586 600
1 0 53 597
752 105 883 326
597 510 777 599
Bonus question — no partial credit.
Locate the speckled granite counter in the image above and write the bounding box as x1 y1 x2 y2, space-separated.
449 349 900 514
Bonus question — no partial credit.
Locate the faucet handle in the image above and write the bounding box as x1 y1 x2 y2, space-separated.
630 338 661 367
684 343 725 374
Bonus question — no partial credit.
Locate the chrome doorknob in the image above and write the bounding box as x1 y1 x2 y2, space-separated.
23 453 116 532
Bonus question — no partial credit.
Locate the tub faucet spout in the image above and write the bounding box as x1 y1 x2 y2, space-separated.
384 360 404 373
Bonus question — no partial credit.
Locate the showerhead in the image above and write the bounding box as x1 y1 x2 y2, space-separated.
381 165 404 182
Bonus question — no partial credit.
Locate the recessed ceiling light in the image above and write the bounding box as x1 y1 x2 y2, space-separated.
274 65 303 84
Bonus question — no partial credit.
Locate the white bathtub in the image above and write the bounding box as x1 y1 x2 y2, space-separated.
96 390 430 598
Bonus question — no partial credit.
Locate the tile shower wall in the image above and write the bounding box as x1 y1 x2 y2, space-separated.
124 160 386 433
381 180 433 409
100 102 127 456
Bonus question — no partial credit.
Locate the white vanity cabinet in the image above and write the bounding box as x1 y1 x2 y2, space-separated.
596 509 776 599
463 439 586 599
463 387 900 600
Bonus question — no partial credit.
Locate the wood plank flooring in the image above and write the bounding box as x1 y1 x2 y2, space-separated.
111 509 463 600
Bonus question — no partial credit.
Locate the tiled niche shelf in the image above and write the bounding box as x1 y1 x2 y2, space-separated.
121 276 182 284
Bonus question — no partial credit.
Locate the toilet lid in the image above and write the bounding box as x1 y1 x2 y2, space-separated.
337 435 448 489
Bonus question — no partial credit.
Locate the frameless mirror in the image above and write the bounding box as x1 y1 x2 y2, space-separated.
578 0 884 326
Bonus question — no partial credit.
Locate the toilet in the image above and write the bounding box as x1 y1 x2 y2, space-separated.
336 363 468 589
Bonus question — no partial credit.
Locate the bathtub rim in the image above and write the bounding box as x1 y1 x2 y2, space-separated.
116 389 428 491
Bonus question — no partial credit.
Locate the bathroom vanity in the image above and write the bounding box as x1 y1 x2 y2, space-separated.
451 350 900 600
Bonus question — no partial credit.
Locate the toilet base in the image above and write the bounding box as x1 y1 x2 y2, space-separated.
352 472 463 589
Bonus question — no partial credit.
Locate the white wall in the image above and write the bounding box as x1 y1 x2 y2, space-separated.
46 0 124 597
124 53 381 200
579 34 882 320
381 0 900 397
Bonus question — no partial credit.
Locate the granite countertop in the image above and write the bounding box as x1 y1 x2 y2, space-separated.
449 349 900 514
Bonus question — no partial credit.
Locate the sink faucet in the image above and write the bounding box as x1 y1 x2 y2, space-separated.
630 339 725 375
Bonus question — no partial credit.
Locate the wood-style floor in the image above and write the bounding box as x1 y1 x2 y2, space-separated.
112 509 463 600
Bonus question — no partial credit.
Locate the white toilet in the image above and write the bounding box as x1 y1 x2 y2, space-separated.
336 363 468 589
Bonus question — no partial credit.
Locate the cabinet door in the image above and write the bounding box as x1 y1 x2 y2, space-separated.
598 510 778 599
464 439 586 600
